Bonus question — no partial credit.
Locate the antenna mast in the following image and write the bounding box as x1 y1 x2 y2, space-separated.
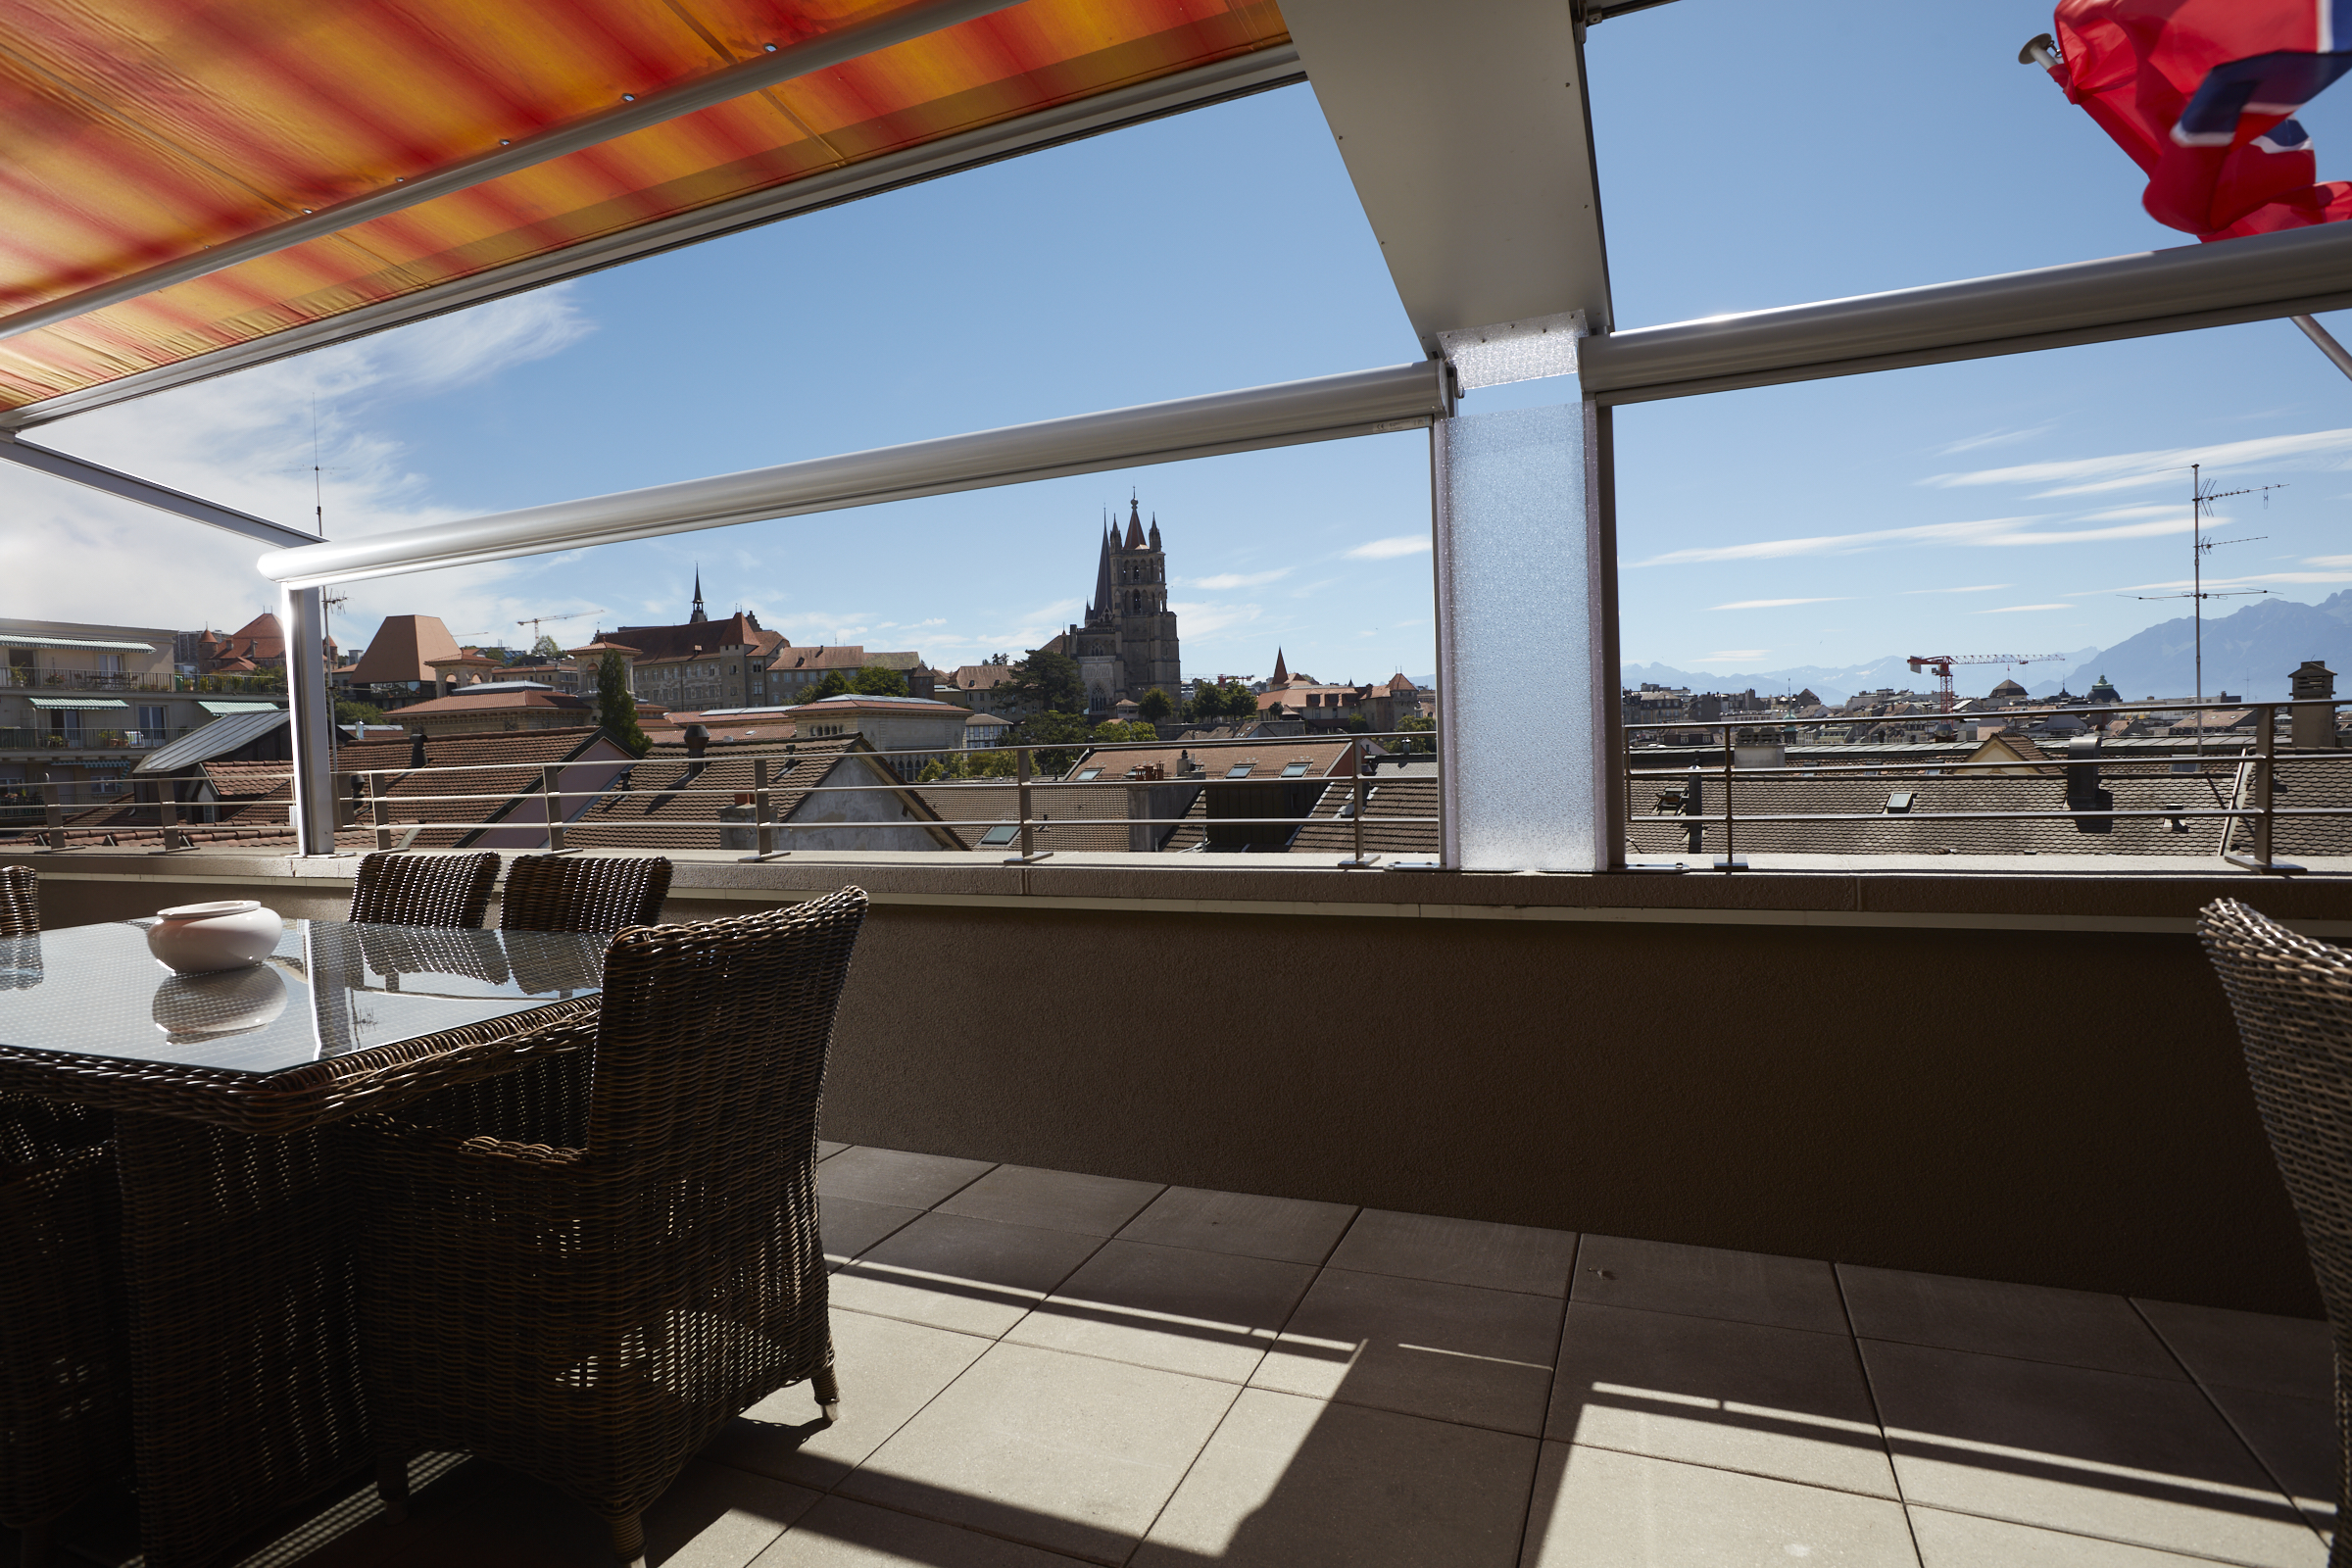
2130 462 2284 704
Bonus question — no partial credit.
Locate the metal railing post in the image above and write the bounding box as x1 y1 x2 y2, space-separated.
1340 736 1377 867
1015 746 1036 861
1719 722 1741 871
42 779 65 851
756 758 776 858
542 763 567 853
2254 704 2277 868
159 786 185 853
369 774 391 853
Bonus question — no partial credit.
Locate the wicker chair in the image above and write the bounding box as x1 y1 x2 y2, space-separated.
0 868 129 1568
500 855 671 933
2198 898 2352 1566
347 851 499 928
347 889 870 1565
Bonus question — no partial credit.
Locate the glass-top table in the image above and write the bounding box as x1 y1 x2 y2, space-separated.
0 916 607 1568
0 917 603 1075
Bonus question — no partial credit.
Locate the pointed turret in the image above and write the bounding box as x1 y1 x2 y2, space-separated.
1091 524 1115 620
1148 514 1161 550
1271 648 1290 686
690 566 708 623
1123 493 1146 550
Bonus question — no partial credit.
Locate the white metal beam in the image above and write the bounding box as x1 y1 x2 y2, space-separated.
1580 221 2352 404
257 362 1448 588
1280 0 1614 349
0 0 1020 349
0 431 315 548
0 45 1303 432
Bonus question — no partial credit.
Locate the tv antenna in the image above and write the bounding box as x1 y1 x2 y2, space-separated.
2128 462 2285 705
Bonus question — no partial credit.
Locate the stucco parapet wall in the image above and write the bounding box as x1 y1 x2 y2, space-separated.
9 845 2350 938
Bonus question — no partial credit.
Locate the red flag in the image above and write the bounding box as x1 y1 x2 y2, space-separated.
2039 0 2352 239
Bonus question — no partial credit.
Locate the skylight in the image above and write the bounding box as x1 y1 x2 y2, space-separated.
1280 761 1311 777
1225 763 1254 778
1075 768 1102 781
979 824 1019 847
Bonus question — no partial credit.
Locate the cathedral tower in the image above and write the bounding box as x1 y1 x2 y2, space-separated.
1066 495 1182 712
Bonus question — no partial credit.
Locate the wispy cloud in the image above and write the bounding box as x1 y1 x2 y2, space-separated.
1923 426 2352 497
1936 423 2053 456
1709 597 1847 610
1186 568 1291 590
1691 650 1768 662
1166 599 1265 638
2307 555 2352 567
1344 535 1431 561
1976 604 2074 613
1901 583 2012 594
1628 511 2190 566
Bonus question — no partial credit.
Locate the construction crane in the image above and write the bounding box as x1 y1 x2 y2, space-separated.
1904 653 2068 713
514 612 586 654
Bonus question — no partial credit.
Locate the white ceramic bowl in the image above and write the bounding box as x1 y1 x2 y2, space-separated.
147 900 283 974
152 965 288 1042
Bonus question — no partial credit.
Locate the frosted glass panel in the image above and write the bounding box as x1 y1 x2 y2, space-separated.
1435 402 1606 871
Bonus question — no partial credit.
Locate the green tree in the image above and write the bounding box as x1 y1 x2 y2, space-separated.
334 699 382 727
1137 687 1173 722
1395 712 1436 754
596 650 650 755
531 633 564 660
795 668 855 704
1187 678 1255 724
1004 648 1086 714
851 664 908 697
1004 709 1093 774
1090 719 1156 745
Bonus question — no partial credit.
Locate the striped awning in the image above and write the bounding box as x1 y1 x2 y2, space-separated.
199 701 286 714
26 697 130 710
0 634 157 652
0 0 1291 416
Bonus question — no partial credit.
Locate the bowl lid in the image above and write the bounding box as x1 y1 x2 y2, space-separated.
156 900 263 919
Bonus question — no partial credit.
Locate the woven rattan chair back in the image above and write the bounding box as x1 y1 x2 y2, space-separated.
586 889 863 1156
0 863 36 937
499 854 671 934
346 851 498 928
2198 897 2352 1564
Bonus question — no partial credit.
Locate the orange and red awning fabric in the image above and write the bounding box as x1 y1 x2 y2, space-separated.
0 0 1288 413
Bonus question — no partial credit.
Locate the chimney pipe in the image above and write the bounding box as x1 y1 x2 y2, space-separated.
683 722 710 760
409 729 426 769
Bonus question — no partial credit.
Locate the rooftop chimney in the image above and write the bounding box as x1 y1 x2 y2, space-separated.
683 723 710 759
2292 661 2338 750
409 730 426 769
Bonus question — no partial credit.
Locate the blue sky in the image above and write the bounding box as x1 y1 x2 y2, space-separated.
8 0 2350 698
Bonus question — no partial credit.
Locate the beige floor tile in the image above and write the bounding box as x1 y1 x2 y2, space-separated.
1573 1235 1848 1334
752 1495 1094 1566
818 1148 997 1210
1549 1300 1897 1498
1115 1185 1356 1265
1328 1208 1579 1298
935 1165 1165 1237
310 1457 818 1568
828 1213 1104 1338
839 1341 1239 1565
704 1309 994 1490
1861 1339 2322 1567
821 1196 926 1268
1521 1442 1919 1566
2133 1298 2333 1399
1004 1238 1316 1383
1133 1387 1539 1568
1910 1503 2283 1565
2199 1380 2339 1534
1251 1266 1561 1435
1840 1265 2181 1380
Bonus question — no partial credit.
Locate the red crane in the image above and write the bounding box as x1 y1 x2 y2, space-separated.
1904 653 2068 713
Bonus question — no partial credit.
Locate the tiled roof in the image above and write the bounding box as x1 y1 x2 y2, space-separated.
1287 769 1441 857
348 614 461 684
2225 757 2352 858
381 689 593 716
596 612 781 663
912 781 1140 853
949 664 1018 690
337 725 615 849
568 737 963 850
1066 740 1356 782
1625 769 2246 857
770 645 868 672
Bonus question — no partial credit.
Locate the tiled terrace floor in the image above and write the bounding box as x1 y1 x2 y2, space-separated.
29 1145 2340 1568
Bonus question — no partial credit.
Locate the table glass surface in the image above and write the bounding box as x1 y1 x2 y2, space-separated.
0 919 604 1075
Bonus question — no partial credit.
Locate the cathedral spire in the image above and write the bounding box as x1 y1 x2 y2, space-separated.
1123 492 1146 550
1092 522 1115 620
1271 647 1289 685
690 566 708 623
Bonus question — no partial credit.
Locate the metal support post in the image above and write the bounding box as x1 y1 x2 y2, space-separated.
282 585 341 856
738 758 789 861
2228 703 2303 875
369 777 391 853
158 788 186 853
1432 398 1608 870
1716 723 1743 870
41 780 66 851
1340 737 1378 867
541 763 571 853
1006 747 1050 862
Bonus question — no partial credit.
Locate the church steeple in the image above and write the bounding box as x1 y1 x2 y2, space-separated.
690 566 708 623
1148 513 1161 550
1271 647 1289 685
1091 523 1115 621
1123 491 1146 551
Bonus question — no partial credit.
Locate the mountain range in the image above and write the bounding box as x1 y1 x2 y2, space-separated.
1621 592 2352 707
